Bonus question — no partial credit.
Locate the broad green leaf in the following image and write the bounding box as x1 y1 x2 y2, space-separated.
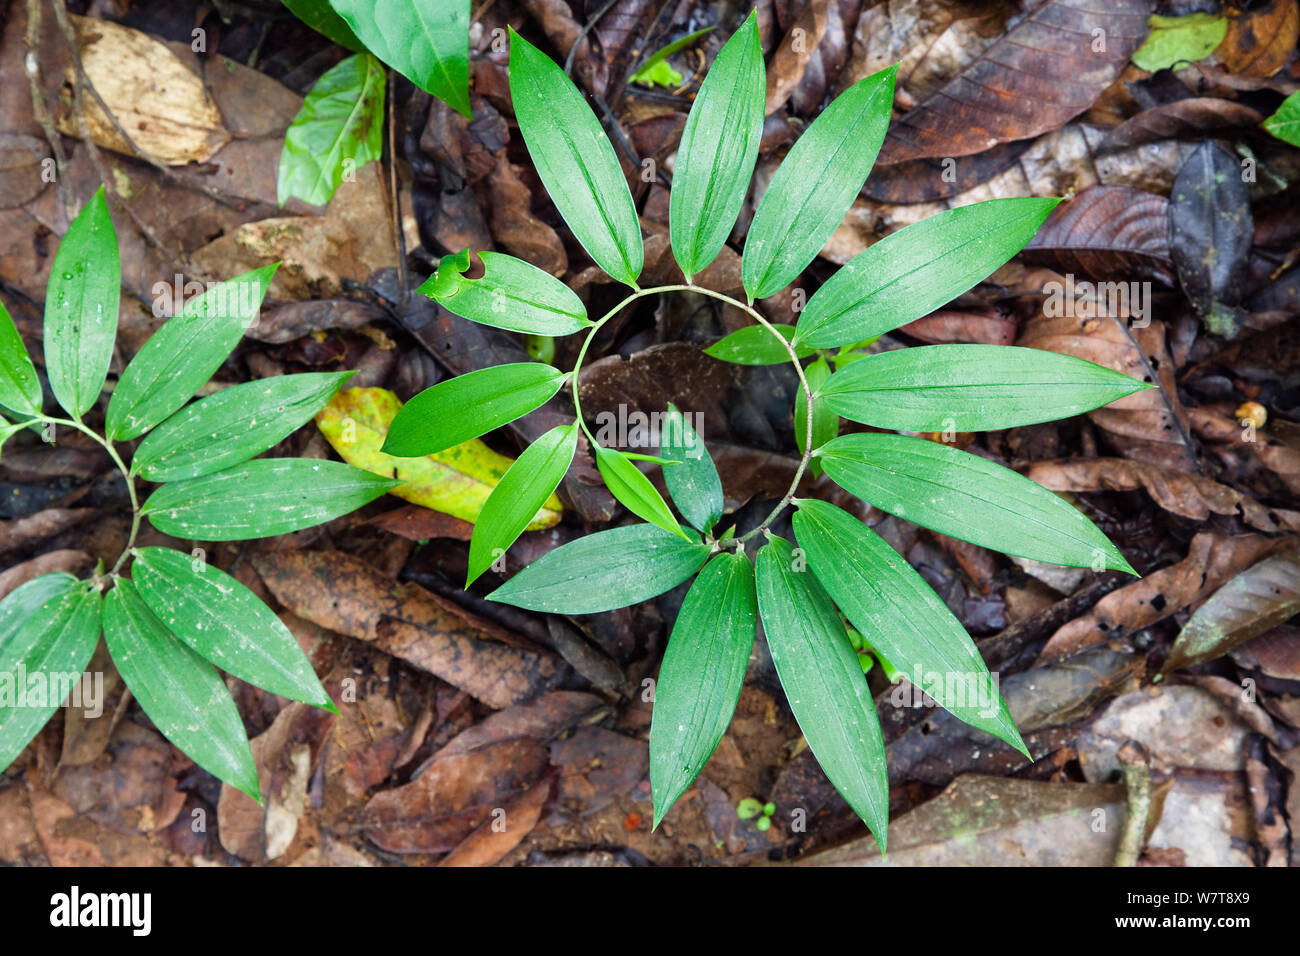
0 298 42 415
282 0 363 50
277 53 386 206
755 534 888 848
595 446 688 540
467 424 578 587
143 458 396 540
132 371 354 482
0 576 101 771
794 198 1059 349
131 546 333 709
103 580 259 800
1131 13 1226 73
702 323 816 365
819 344 1151 431
489 523 710 613
670 12 764 279
329 0 470 117
106 265 277 441
1264 90 1300 148
661 403 723 534
792 499 1025 753
819 432 1135 573
795 357 837 465
419 249 589 335
650 552 756 827
741 65 896 301
508 28 643 287
382 363 568 457
44 186 119 419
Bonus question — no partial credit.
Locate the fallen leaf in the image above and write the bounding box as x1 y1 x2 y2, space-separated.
1217 0 1299 78
438 777 552 866
1023 185 1174 285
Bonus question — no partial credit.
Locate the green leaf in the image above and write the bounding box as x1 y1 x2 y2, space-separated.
795 357 837 463
741 65 896 301
131 546 333 709
277 53 386 207
595 446 688 540
702 323 816 365
489 523 710 613
0 298 42 415
467 424 578 586
142 458 396 541
792 499 1025 753
382 363 568 457
1263 90 1300 148
103 579 259 801
630 26 714 87
819 344 1151 432
794 198 1059 349
819 432 1135 573
44 186 119 419
132 371 354 482
755 534 888 849
1131 13 1227 73
418 249 589 335
661 403 723 534
508 28 643 287
650 552 755 828
106 266 277 441
670 12 764 279
281 0 364 51
329 0 470 117
0 575 101 771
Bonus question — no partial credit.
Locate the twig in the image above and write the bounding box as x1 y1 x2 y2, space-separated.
387 70 407 304
1115 741 1152 867
563 0 620 77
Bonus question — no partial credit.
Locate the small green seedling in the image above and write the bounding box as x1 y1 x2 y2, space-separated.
737 797 777 831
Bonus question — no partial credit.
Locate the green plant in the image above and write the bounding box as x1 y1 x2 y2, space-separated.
379 14 1151 850
0 187 396 800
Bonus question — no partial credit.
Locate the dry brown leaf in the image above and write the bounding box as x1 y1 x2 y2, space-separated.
438 777 552 867
1217 0 1300 78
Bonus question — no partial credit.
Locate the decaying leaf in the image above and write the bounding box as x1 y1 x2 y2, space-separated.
1023 185 1173 285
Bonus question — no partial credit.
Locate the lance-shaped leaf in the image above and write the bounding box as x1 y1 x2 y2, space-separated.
650 552 756 827
143 458 397 540
489 524 710 613
132 371 354 482
0 298 42 415
282 0 363 52
819 344 1151 432
661 403 723 534
419 249 589 335
795 357 837 462
103 579 259 800
107 265 277 440
508 28 643 287
329 0 470 117
742 65 896 301
278 52 386 206
595 445 688 540
467 424 578 587
792 499 1025 753
795 198 1059 349
131 546 334 709
383 363 568 457
755 534 889 849
670 11 764 279
0 575 101 771
44 186 119 419
702 323 816 365
818 432 1134 573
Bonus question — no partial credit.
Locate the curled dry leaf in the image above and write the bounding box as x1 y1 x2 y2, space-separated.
438 777 552 867
1100 98 1264 153
1216 0 1300 79
1023 185 1173 285
1189 406 1300 497
1231 624 1300 681
488 157 568 278
764 1 830 115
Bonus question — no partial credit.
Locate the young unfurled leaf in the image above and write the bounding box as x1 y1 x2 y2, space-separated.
132 371 354 482
106 265 277 440
702 323 816 366
819 344 1151 432
103 579 259 800
670 12 764 280
467 424 578 587
278 52 386 206
131 546 334 710
630 27 713 87
0 575 101 771
794 198 1059 349
489 524 710 613
755 534 888 849
661 404 723 534
1263 90 1300 147
595 445 689 540
792 499 1026 753
419 249 590 336
0 298 42 415
329 0 470 117
795 357 837 465
818 432 1135 573
741 65 896 301
142 458 397 540
650 552 756 827
44 186 119 419
281 0 364 51
382 363 568 457
508 28 643 287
